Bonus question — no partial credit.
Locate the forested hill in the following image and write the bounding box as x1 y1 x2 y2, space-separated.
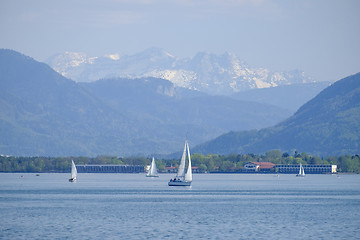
193 72 360 156
0 49 126 156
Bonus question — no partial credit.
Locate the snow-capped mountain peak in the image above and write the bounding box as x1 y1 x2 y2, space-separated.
105 53 120 60
46 48 314 95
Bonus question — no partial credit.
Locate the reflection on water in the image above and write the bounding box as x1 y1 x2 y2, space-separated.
0 173 359 239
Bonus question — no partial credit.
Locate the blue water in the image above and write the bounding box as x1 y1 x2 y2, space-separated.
0 173 359 239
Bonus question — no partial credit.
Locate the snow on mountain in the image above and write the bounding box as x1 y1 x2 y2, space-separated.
46 52 97 77
46 48 314 95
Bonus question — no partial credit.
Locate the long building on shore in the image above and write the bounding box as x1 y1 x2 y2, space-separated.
276 164 337 174
243 162 337 174
76 165 144 173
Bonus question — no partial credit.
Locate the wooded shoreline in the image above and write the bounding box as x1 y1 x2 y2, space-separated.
1 151 359 173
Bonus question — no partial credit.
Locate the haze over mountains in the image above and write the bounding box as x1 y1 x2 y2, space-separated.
46 48 316 96
232 82 331 112
193 72 360 156
0 49 293 156
2 48 356 157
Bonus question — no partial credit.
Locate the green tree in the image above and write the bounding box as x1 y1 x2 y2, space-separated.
198 164 207 173
206 158 216 172
219 161 234 172
309 156 322 165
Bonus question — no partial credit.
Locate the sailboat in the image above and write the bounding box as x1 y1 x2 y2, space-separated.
146 157 159 177
296 163 305 177
168 140 192 186
68 160 77 182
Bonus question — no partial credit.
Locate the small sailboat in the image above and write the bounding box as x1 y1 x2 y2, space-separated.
168 140 192 186
146 157 159 177
296 163 305 177
69 160 77 182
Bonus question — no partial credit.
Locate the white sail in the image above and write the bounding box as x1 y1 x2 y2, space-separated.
176 141 187 180
297 163 305 177
301 165 305 176
147 157 158 177
71 160 77 179
184 141 192 182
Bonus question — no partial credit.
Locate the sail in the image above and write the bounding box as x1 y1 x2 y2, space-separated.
297 163 305 177
301 165 305 176
147 157 158 176
176 141 187 179
71 160 77 179
184 141 192 182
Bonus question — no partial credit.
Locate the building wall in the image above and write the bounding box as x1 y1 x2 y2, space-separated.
244 163 259 171
243 162 275 172
76 165 144 173
276 165 337 174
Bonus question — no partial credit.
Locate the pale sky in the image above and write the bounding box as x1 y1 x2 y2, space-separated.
1 0 359 82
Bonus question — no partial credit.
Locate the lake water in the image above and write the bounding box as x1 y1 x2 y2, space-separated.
0 173 359 239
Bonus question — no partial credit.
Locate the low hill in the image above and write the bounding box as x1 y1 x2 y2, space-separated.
193 72 360 156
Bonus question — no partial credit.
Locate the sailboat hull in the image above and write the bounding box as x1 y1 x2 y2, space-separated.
168 181 191 186
68 178 76 182
146 175 159 177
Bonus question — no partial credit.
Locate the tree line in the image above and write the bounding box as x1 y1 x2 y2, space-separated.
0 150 359 173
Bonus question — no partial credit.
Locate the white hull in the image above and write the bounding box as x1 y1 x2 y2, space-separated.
168 181 191 186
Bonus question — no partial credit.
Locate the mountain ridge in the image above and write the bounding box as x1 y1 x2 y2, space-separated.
46 48 316 95
192 72 360 156
0 49 292 156
231 81 331 112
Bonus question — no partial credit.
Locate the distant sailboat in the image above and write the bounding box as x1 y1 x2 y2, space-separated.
296 163 305 177
69 160 77 182
146 157 159 177
168 140 192 186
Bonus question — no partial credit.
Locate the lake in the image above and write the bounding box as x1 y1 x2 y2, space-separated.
0 173 359 239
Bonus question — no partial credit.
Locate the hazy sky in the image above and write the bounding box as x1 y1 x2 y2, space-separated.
1 0 359 82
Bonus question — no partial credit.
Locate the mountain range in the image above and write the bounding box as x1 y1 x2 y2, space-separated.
0 49 291 156
2 48 357 157
46 48 316 96
193 72 360 156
